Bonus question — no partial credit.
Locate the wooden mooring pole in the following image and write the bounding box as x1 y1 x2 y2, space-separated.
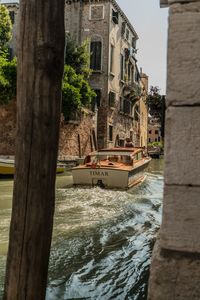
3 1 65 299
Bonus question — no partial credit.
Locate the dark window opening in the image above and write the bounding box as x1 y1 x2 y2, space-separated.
9 11 15 24
120 54 124 80
132 37 137 49
149 130 152 134
155 130 159 134
109 91 116 108
112 10 119 24
124 99 131 115
126 29 129 40
121 22 126 37
92 89 101 111
119 139 125 147
120 97 123 112
90 41 102 70
109 125 113 141
110 44 114 73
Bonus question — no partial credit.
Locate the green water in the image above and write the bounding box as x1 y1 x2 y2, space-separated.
0 159 164 299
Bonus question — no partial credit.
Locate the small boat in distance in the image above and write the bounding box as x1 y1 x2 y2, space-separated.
72 147 151 189
0 158 65 176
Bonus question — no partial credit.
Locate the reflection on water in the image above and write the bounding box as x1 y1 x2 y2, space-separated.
0 159 164 300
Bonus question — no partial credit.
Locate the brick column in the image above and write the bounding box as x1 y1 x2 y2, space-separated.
148 1 200 299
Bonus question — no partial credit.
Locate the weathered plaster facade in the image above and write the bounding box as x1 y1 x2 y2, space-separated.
148 121 161 144
3 0 149 153
148 1 200 299
65 0 148 149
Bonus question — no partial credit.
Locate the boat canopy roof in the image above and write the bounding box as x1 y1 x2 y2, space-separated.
89 147 143 157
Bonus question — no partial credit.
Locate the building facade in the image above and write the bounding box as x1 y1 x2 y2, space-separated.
65 0 148 149
2 0 149 152
148 120 161 144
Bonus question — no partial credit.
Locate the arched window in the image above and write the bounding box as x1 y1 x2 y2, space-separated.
90 36 102 71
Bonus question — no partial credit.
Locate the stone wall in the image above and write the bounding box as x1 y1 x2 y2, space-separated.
148 1 200 299
0 102 95 158
59 110 96 158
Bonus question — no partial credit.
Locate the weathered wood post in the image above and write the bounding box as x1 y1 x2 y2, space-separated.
148 0 200 299
3 0 65 299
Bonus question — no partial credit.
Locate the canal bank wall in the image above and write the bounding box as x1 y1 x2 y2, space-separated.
0 101 95 158
148 1 200 299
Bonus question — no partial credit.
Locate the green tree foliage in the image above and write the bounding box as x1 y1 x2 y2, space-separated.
146 86 163 121
0 5 12 55
62 65 96 120
0 56 17 104
65 34 91 78
0 5 16 105
62 34 95 120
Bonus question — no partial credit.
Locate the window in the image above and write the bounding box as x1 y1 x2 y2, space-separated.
128 63 131 81
109 91 116 108
132 37 137 49
149 138 151 143
109 125 113 141
119 139 125 147
121 22 126 37
124 99 131 115
9 11 15 24
91 89 101 111
149 130 152 134
120 97 123 112
110 44 114 73
134 106 139 121
120 54 124 81
90 41 102 70
130 131 133 141
112 9 119 24
90 5 104 20
155 130 159 134
126 29 129 40
155 138 158 142
135 68 140 83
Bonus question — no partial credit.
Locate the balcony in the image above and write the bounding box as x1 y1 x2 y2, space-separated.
122 81 142 105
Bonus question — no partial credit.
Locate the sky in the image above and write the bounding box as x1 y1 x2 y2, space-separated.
116 0 168 94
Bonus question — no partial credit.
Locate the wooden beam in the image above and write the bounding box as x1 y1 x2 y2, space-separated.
3 0 65 299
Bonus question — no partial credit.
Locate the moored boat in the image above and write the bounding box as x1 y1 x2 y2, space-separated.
0 158 65 176
72 147 151 189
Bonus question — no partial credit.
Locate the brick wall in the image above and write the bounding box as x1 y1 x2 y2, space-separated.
0 102 95 157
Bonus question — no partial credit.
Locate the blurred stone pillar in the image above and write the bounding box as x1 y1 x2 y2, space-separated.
148 0 200 299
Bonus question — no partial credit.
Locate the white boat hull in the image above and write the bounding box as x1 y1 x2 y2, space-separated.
72 159 150 189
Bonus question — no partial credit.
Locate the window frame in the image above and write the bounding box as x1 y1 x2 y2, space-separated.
90 40 102 71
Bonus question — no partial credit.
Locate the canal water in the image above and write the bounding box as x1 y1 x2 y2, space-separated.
0 159 164 300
